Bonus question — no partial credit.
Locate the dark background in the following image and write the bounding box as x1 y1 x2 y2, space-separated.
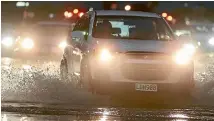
2 1 214 28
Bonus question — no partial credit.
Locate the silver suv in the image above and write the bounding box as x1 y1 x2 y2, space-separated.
61 10 195 98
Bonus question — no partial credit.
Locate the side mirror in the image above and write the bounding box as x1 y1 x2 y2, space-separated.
70 31 85 48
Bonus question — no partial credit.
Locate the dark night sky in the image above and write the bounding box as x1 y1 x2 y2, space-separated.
1 1 214 25
9 1 212 10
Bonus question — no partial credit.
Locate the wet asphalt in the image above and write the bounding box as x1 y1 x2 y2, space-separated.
1 55 214 120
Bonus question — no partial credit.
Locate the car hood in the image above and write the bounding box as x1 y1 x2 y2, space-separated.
93 38 182 54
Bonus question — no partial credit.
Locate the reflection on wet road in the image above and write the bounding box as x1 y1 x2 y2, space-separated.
2 103 214 120
1 56 214 120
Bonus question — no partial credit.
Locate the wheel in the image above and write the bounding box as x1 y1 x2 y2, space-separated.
80 60 95 93
60 59 68 82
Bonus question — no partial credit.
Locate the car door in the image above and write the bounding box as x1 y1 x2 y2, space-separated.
67 13 91 74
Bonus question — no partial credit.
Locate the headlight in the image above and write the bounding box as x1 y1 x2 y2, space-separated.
183 44 196 55
174 44 195 65
58 41 67 49
197 41 201 46
21 38 34 49
2 37 13 47
99 48 113 61
208 37 214 45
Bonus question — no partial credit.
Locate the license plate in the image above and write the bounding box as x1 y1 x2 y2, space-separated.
135 83 157 92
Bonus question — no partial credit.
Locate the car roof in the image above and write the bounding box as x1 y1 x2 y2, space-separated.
95 10 160 18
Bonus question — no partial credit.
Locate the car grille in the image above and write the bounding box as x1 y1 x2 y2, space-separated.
120 53 173 81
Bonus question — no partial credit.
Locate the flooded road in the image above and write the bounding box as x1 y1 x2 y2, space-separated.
1 56 214 120
2 104 214 121
1 57 109 106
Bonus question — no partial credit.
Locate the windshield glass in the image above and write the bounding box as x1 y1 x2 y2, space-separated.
93 16 174 41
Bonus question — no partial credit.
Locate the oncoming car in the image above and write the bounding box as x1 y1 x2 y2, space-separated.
1 23 16 57
13 21 72 59
188 23 214 57
61 10 195 98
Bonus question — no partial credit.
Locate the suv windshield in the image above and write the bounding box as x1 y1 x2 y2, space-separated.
93 16 174 41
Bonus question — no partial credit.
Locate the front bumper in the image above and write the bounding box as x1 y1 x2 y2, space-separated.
89 55 194 95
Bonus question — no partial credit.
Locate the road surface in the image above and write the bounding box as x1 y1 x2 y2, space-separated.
1 56 214 120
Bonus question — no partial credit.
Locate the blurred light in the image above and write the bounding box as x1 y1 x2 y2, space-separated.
175 31 182 36
198 41 201 46
64 11 69 17
100 116 107 121
208 37 214 45
167 15 173 21
183 44 196 54
175 50 191 65
99 49 113 61
125 5 131 11
78 12 84 17
162 12 167 17
2 37 13 47
174 44 195 65
67 12 73 18
2 114 7 121
186 20 190 25
59 41 67 49
73 9 79 14
209 54 214 58
16 2 26 7
89 7 93 11
25 2 29 7
49 13 54 18
103 110 110 116
111 3 117 10
170 114 188 119
73 50 78 55
22 64 31 70
21 38 34 49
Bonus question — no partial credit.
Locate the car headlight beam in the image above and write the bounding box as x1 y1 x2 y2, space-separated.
208 37 214 45
99 48 113 61
174 44 195 65
2 37 13 47
21 38 34 49
175 49 192 65
59 41 67 49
